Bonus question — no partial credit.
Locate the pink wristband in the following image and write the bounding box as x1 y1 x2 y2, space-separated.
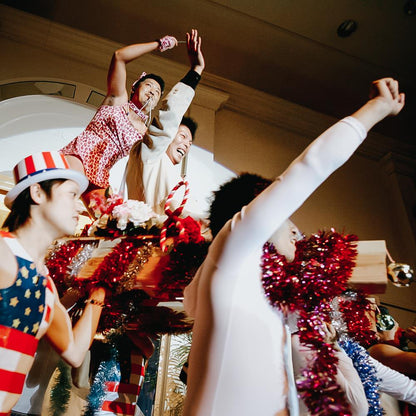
158 36 176 52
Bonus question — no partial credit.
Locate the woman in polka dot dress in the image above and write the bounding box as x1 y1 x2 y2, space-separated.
60 34 178 209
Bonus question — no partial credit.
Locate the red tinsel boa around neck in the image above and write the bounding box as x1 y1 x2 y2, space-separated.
261 230 358 416
262 230 358 312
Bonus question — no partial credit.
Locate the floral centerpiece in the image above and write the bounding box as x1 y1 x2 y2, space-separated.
87 193 163 237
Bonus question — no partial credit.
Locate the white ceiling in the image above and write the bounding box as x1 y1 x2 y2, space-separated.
3 0 416 152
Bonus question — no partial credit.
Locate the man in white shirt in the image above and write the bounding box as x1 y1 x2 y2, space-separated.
126 33 204 215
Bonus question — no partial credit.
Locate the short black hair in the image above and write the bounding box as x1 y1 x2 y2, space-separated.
208 173 272 237
3 179 65 232
180 116 198 140
130 73 165 100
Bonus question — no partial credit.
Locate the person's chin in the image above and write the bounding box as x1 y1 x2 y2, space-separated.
173 156 183 165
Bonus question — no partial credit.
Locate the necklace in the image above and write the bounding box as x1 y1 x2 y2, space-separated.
128 101 149 124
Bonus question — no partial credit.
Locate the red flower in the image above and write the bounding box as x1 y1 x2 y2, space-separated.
179 216 205 244
167 216 205 245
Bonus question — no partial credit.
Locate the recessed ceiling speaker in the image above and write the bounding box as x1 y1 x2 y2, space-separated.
337 19 358 37
404 0 416 16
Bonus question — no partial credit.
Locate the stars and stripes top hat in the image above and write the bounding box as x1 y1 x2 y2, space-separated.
4 151 89 209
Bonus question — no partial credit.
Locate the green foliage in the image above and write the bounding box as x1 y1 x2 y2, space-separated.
49 360 71 416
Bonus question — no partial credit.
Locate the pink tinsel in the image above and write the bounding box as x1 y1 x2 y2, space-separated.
261 230 358 416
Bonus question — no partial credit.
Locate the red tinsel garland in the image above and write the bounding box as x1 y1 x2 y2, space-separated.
47 240 85 294
156 241 209 300
81 239 140 290
46 236 208 334
261 230 358 416
47 187 208 334
338 291 378 348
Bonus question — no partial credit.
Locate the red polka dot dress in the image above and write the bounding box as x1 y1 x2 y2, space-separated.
61 102 145 188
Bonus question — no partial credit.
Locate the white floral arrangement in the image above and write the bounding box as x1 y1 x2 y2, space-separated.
87 197 164 237
112 200 157 230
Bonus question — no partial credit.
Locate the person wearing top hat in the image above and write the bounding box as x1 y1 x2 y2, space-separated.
0 151 106 414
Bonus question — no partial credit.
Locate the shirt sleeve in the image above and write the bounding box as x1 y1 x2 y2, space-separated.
336 347 369 416
370 356 416 405
291 335 368 416
141 82 195 162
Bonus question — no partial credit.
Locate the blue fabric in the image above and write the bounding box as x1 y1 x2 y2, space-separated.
0 256 46 336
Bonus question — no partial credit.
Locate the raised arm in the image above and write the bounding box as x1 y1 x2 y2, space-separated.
143 29 204 158
218 78 405 263
45 284 105 368
103 36 178 106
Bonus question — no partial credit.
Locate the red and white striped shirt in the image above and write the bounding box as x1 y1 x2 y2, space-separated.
0 232 55 415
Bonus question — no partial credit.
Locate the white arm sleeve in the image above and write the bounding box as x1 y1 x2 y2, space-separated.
292 335 368 416
336 347 369 416
370 356 416 405
141 82 195 161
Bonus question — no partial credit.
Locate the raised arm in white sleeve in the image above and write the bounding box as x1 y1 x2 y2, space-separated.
183 78 404 416
217 77 405 271
141 82 195 161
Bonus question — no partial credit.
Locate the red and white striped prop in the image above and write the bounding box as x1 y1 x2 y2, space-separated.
98 351 147 416
160 180 189 252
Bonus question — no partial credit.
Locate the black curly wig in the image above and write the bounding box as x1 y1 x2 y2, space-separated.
208 173 272 238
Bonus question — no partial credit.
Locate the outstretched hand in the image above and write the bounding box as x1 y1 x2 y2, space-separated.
322 322 338 344
187 28 205 75
369 78 405 117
